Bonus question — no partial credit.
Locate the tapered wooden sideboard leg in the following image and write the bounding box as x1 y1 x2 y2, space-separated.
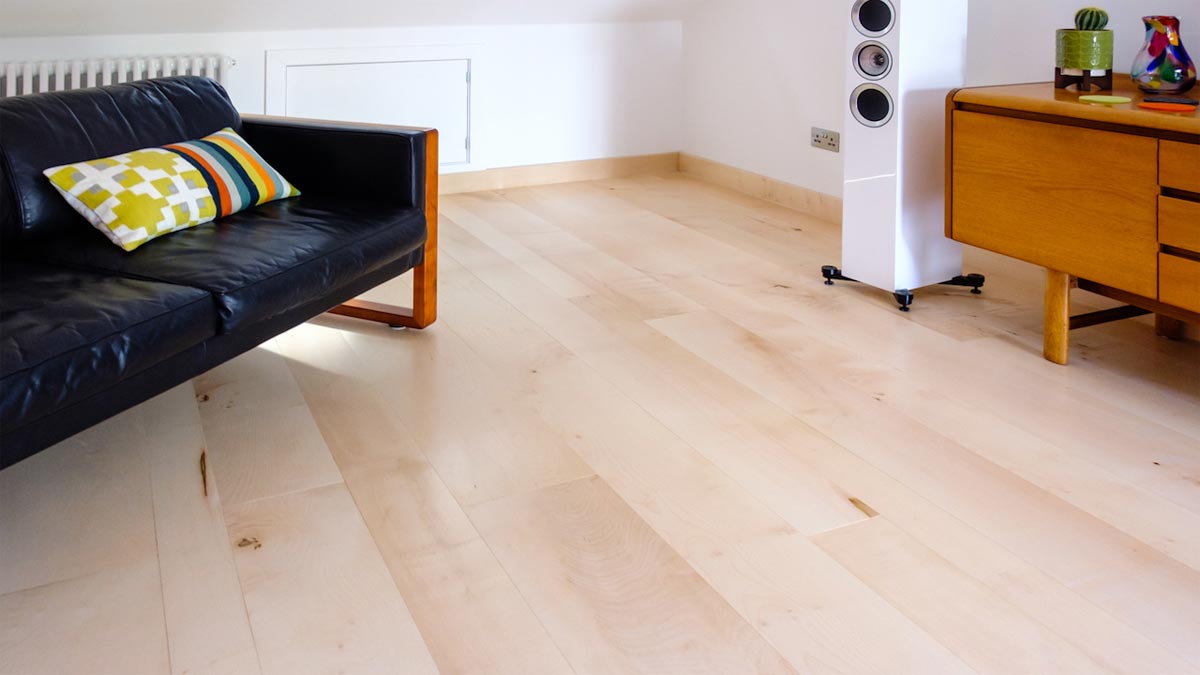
1155 314 1187 340
1044 269 1075 365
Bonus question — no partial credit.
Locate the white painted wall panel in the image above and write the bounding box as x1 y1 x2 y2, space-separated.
284 60 471 165
0 22 683 171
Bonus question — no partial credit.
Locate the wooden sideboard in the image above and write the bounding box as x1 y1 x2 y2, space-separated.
946 79 1200 364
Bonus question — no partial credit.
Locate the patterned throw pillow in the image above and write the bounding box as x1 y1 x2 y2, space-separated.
43 127 299 252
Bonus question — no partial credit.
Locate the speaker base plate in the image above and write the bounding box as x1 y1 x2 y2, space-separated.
821 266 986 312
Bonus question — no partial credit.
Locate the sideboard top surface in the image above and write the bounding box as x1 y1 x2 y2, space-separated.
953 78 1200 138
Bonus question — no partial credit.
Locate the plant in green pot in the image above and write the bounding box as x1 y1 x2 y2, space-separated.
1055 7 1114 90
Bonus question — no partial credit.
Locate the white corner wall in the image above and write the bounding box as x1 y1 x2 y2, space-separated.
683 0 845 197
0 22 684 171
682 0 1199 198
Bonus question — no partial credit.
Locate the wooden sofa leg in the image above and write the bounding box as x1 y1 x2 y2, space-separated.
328 250 437 329
329 128 438 330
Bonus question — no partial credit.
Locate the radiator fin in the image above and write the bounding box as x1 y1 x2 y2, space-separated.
0 55 231 98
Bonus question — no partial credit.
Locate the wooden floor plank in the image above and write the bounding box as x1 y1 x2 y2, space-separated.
814 517 1116 675
274 324 428 469
302 261 595 509
500 180 1200 561
650 309 1200 667
435 213 868 534
0 559 170 675
466 475 801 675
149 385 262 675
446 194 704 320
835 362 1200 571
341 459 576 675
194 345 343 506
556 288 1196 675
0 405 157 595
274 318 578 675
4 175 1198 675
223 483 440 675
432 216 977 675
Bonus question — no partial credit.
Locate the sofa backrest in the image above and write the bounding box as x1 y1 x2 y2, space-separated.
0 76 241 245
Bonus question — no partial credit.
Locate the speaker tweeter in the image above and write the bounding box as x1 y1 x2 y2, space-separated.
853 41 892 80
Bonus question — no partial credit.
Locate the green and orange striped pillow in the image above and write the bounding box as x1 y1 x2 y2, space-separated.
164 128 298 220
44 127 298 251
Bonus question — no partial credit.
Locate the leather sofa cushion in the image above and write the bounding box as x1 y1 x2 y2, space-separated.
0 76 241 244
23 196 427 333
1 261 216 433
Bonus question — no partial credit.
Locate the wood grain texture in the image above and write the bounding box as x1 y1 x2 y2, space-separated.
679 152 841 224
1160 140 1200 193
466 475 800 675
341 460 575 675
412 127 439 327
815 517 1117 675
274 322 575 675
1160 253 1200 313
951 111 1159 296
149 385 262 675
194 345 343 506
4 175 1199 675
951 78 1200 136
0 559 170 675
1159 195 1200 253
224 483 440 675
412 213 973 675
0 407 157 595
1045 269 1075 365
441 152 679 195
647 309 1200 666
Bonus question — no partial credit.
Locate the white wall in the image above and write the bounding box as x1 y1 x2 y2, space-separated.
0 22 684 171
682 0 1200 197
1 0 705 37
682 0 843 195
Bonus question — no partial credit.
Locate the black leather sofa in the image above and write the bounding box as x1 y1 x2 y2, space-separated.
0 76 438 468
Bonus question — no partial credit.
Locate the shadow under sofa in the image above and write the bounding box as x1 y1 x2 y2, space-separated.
0 76 438 468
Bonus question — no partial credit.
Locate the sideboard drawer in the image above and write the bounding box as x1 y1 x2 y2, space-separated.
1160 141 1200 193
1160 253 1200 313
1159 196 1200 253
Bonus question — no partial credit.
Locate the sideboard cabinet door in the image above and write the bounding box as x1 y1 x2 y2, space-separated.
950 111 1159 297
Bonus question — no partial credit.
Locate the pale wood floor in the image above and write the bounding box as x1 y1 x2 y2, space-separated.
2 175 1198 675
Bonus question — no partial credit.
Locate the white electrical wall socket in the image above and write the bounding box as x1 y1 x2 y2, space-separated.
812 127 841 152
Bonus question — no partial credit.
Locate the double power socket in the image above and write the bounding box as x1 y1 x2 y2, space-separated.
811 127 841 153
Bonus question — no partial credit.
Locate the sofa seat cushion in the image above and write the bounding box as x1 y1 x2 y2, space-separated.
1 260 216 433
22 196 427 333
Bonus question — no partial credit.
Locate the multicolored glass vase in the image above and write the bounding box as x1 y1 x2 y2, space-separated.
1131 16 1196 94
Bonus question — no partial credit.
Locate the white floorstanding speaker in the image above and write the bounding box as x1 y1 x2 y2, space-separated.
826 0 984 310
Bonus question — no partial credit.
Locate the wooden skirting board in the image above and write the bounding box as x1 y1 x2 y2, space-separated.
440 152 844 226
440 153 680 194
679 153 843 224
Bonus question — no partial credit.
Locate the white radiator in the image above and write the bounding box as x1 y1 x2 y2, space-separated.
0 55 232 98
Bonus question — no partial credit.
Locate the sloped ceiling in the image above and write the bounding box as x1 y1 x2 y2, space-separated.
1 0 708 37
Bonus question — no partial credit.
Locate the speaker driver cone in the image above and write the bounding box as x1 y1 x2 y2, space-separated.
853 41 892 80
851 0 896 37
850 83 894 128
